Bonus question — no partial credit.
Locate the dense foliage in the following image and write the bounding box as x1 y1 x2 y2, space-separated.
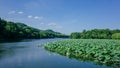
70 29 120 39
45 39 120 66
112 33 120 39
0 18 68 40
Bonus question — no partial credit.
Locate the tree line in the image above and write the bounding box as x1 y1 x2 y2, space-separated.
70 29 120 39
0 18 68 41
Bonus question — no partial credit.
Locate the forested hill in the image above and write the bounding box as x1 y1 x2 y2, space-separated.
70 29 120 39
0 18 68 40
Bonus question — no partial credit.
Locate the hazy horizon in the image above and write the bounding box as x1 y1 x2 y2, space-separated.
0 0 120 34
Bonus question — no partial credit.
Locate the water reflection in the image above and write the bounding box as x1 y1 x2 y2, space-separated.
0 38 108 68
0 42 27 59
0 38 63 59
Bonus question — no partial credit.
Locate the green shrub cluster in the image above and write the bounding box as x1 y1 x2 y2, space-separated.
112 33 120 39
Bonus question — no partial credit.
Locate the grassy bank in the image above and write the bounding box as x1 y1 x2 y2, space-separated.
44 39 120 66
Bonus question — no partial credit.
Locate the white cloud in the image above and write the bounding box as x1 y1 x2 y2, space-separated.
8 11 24 15
48 22 62 29
8 11 16 14
28 15 33 18
18 11 24 14
27 15 43 20
34 16 39 19
48 23 56 26
34 16 43 20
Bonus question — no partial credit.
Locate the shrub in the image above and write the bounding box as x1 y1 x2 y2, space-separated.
112 33 120 39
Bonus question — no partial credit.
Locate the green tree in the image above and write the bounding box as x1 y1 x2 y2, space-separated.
0 18 69 40
70 32 80 39
112 33 120 39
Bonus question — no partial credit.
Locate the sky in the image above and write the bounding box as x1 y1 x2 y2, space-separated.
0 0 120 34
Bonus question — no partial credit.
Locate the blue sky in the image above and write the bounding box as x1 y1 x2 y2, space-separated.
0 0 120 34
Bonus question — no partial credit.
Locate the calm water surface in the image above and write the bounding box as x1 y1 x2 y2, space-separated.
0 38 109 68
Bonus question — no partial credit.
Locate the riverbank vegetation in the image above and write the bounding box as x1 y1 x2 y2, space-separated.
70 29 120 39
45 39 120 67
0 18 68 41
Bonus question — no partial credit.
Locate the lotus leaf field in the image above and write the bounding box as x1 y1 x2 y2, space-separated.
45 39 120 67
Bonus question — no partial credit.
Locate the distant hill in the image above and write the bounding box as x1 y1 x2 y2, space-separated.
0 18 69 41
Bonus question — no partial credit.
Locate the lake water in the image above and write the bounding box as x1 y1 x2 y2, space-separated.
0 38 109 68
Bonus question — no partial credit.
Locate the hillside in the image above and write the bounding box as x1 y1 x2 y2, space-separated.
0 18 68 40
